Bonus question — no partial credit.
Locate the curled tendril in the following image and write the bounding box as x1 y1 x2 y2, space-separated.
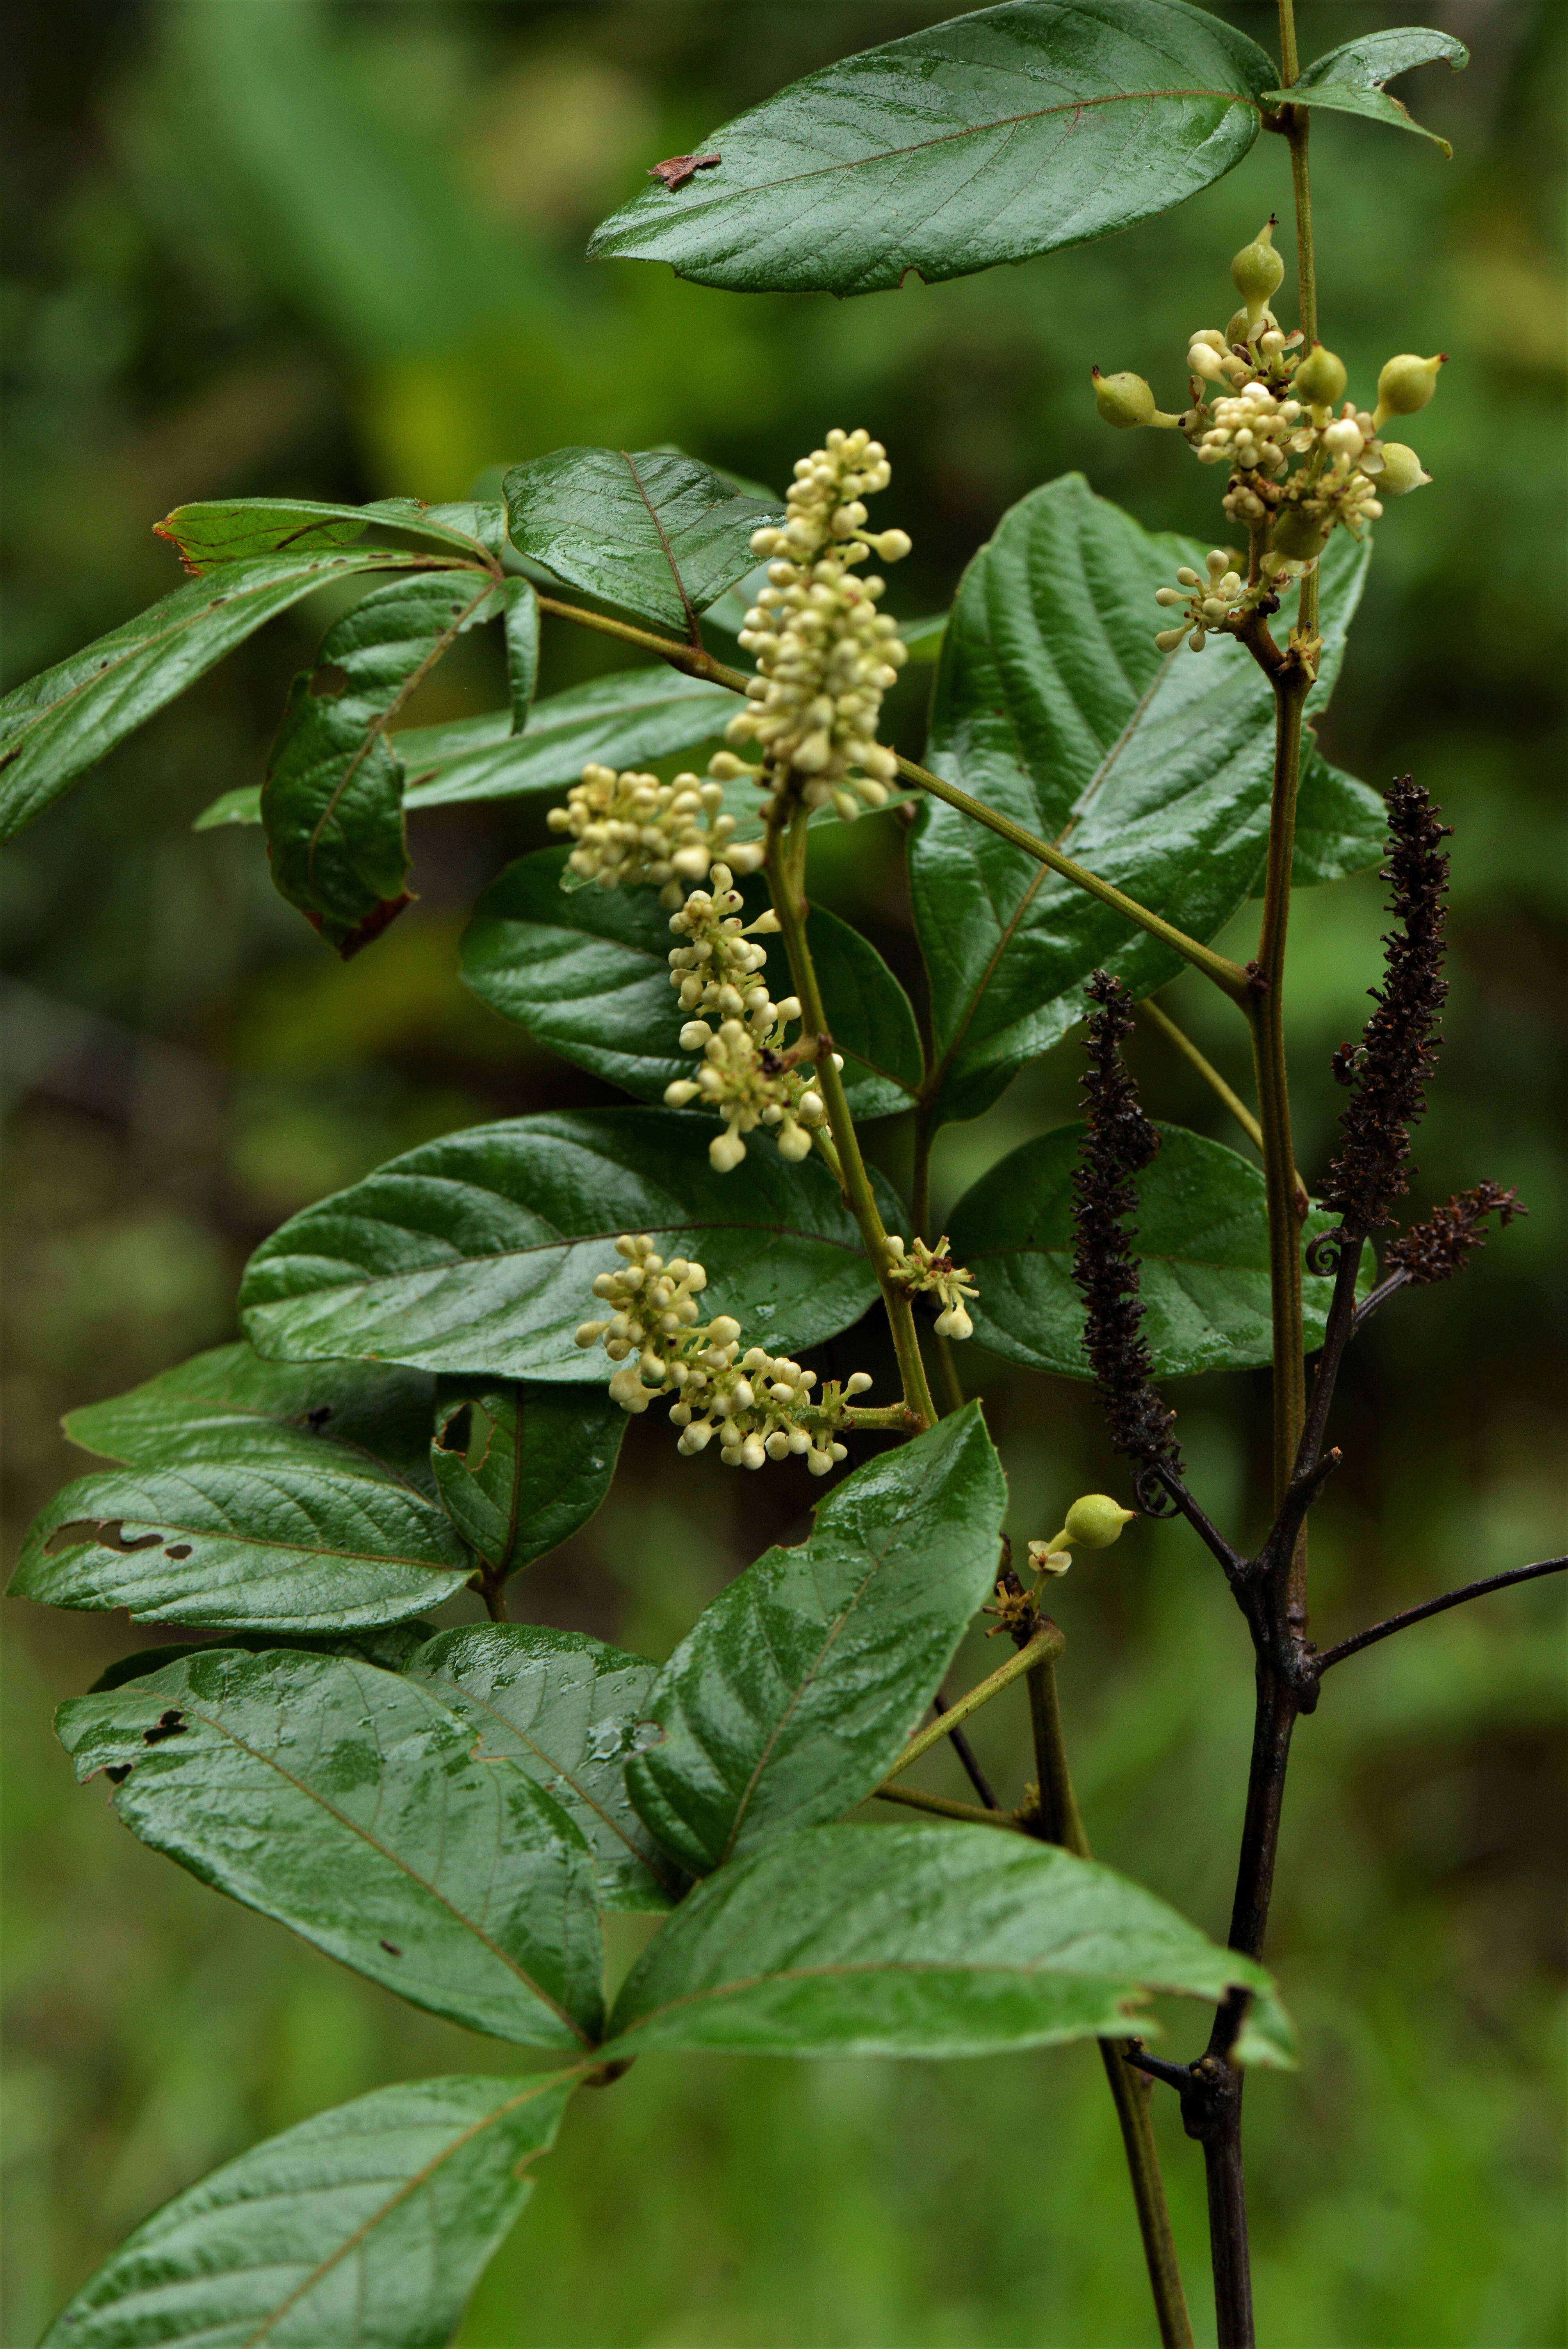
1135 1467 1182 1519
1304 1226 1348 1278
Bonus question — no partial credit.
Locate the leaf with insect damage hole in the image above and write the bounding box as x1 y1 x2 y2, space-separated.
503 447 784 636
626 1407 1005 1877
587 0 1275 296
428 1379 624 1582
39 2071 577 2349
262 570 499 956
239 1107 902 1383
604 1820 1295 2065
8 1342 476 1633
57 1646 604 2048
1264 28 1467 155
913 474 1373 1124
404 1623 683 1912
460 848 922 1119
0 550 440 847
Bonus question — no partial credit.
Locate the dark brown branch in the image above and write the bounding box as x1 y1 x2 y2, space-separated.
1313 1555 1568 1673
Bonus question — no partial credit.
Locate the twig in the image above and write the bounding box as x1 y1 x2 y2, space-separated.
871 1784 1026 1832
931 1689 1002 1810
875 1625 1063 1788
1138 997 1310 1217
1313 1555 1568 1673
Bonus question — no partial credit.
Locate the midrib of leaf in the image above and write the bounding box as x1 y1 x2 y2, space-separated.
420 1666 680 1897
96 1401 433 1502
163 1697 592 2042
668 87 1263 202
622 453 700 644
616 1954 1176 2041
237 2071 581 2349
90 1490 460 1574
304 576 495 883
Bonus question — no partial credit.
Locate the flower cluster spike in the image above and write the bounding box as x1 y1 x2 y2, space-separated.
661 863 840 1172
716 427 910 823
575 1234 871 1472
885 1233 979 1340
546 765 764 907
1091 221 1441 610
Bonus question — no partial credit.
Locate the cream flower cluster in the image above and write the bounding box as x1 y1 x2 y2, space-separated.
546 766 764 908
661 863 841 1173
716 428 910 824
886 1233 979 1340
1094 220 1439 600
575 1233 871 1472
1153 550 1246 655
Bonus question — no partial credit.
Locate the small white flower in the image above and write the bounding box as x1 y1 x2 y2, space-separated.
885 1233 980 1338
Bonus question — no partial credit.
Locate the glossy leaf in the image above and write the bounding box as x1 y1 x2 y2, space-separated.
460 848 922 1117
1264 29 1468 153
40 2071 577 2349
405 1624 682 1911
588 0 1274 296
429 1380 624 1579
58 1647 604 2047
627 1406 1005 1876
240 1107 900 1381
606 1820 1294 2065
89 1621 440 1695
262 571 497 955
155 494 509 569
948 1122 1351 1376
9 1342 475 1632
504 576 541 729
503 447 783 634
912 474 1372 1123
0 549 437 846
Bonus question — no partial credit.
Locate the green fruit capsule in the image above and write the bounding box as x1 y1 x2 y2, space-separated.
1376 352 1446 419
1293 342 1348 407
1062 1494 1137 1549
1231 219 1285 321
1270 504 1332 564
1092 368 1156 428
1376 442 1433 496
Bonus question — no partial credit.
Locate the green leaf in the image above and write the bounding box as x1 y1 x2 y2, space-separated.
262 571 498 955
588 0 1274 296
504 577 541 730
459 848 922 1117
239 1107 900 1382
88 1622 441 1695
192 782 264 829
155 494 509 569
503 447 783 634
605 1820 1294 2064
404 1624 683 1912
912 474 1371 1123
627 1406 1005 1876
429 1380 624 1579
40 2071 577 2349
1288 749 1387 890
1264 29 1468 154
9 1343 478 1632
948 1122 1352 1377
58 1648 604 2047
0 549 441 847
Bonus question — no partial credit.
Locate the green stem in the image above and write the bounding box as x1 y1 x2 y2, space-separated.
1276 2 1319 642
764 812 937 1428
877 1625 1063 1787
872 1784 1026 1832
1026 1650 1194 2349
1139 996 1310 1217
535 595 1251 1010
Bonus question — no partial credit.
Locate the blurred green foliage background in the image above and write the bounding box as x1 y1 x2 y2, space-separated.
3 4 1564 2344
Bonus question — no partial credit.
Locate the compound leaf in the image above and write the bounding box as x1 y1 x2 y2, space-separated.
503 447 783 634
58 1647 604 2048
262 570 497 955
0 550 438 846
605 1820 1295 2064
404 1624 682 1912
913 474 1371 1123
39 2071 578 2349
1264 28 1468 153
460 848 921 1117
948 1122 1353 1376
429 1380 624 1579
239 1107 900 1382
627 1406 1005 1877
588 0 1275 296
